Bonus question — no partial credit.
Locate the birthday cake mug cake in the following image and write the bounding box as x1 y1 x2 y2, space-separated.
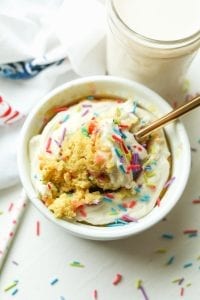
29 96 171 226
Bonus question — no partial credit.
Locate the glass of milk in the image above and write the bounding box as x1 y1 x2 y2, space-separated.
106 0 200 103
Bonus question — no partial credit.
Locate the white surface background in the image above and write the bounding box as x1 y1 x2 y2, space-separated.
0 53 199 300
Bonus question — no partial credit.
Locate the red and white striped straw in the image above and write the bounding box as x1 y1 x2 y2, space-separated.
0 190 28 270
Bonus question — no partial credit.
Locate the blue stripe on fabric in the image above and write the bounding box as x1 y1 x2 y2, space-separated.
0 58 65 80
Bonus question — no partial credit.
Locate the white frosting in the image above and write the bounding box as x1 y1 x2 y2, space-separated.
29 99 170 225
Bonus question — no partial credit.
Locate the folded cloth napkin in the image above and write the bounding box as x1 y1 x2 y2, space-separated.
0 0 106 189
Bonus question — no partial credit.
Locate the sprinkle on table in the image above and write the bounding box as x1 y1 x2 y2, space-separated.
4 281 18 292
8 202 14 212
183 263 193 268
155 248 167 254
112 273 122 285
166 256 175 265
162 233 174 239
36 221 40 236
172 278 180 284
12 261 19 266
136 279 149 300
192 199 200 204
70 261 85 268
93 289 98 300
180 287 184 297
186 283 192 287
178 278 184 285
188 232 198 238
11 289 18 296
183 229 198 235
50 278 59 285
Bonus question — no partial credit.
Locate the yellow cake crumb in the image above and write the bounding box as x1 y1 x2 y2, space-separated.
38 127 118 219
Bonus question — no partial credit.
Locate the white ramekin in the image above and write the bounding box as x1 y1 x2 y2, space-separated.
18 76 191 240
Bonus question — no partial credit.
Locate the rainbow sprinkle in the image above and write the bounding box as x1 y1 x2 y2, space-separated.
117 204 127 211
59 114 69 124
180 287 184 297
81 109 90 117
136 280 149 300
132 101 137 113
102 196 113 203
46 137 52 154
8 202 14 212
155 248 167 254
172 278 184 284
50 278 59 285
166 256 175 265
36 221 40 236
162 233 174 239
121 214 138 222
81 127 89 137
183 229 198 235
178 278 184 285
53 106 68 113
60 127 66 145
70 261 85 268
93 289 98 300
11 289 18 296
164 177 175 188
140 194 150 202
119 164 126 173
82 104 92 108
115 218 128 225
87 95 94 100
4 281 18 292
112 273 122 285
183 263 193 268
192 199 200 204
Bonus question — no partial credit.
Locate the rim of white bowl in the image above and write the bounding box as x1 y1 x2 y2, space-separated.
18 76 191 240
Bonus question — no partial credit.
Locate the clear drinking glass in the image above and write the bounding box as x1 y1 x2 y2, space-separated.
106 0 200 103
